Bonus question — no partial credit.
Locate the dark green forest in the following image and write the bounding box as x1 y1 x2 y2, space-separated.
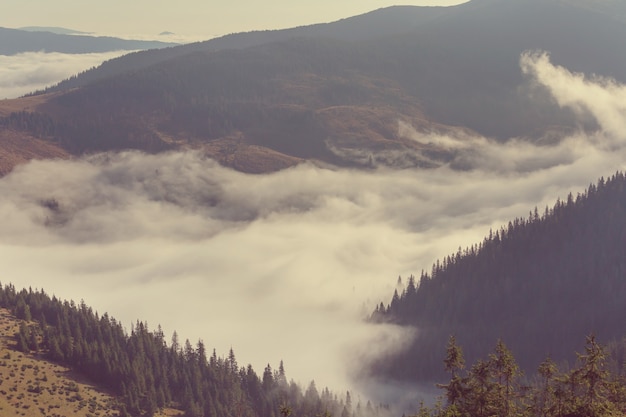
0 285 385 417
372 172 626 384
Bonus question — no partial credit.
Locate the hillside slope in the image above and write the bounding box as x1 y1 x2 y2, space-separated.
371 172 626 383
40 0 626 138
2 0 626 174
0 308 135 417
40 6 449 94
0 285 384 417
1 36 463 173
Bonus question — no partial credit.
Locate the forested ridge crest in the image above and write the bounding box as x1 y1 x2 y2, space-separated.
373 171 626 383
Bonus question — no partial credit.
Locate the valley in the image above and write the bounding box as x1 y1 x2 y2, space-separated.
2 1 626 416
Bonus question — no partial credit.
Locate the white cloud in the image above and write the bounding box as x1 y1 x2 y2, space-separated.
0 51 130 99
521 51 626 143
0 51 625 409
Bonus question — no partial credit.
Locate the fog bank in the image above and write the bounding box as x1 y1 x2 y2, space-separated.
0 52 625 408
0 50 129 99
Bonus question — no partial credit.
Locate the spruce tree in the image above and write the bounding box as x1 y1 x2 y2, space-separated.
439 335 466 408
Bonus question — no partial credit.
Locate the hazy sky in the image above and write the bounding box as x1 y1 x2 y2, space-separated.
1 52 626 410
3 0 467 40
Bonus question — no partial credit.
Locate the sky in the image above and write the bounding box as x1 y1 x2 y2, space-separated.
1 52 626 411
2 0 467 40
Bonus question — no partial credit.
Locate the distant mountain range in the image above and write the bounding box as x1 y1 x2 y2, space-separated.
1 0 626 174
18 26 91 35
0 26 178 55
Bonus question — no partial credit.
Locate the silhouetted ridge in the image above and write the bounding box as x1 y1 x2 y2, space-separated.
39 5 448 94
0 27 177 55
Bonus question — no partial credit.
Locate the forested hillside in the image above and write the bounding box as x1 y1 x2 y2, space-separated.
372 172 626 384
38 0 626 141
0 284 385 417
38 6 449 94
3 36 442 171
4 0 626 174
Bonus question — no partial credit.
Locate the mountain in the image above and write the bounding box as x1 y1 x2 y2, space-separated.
39 6 450 94
40 0 626 136
1 0 626 174
18 26 91 35
370 172 626 384
0 36 463 173
0 27 178 55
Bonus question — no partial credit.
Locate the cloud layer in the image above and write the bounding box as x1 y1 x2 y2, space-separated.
1 52 625 408
0 51 129 99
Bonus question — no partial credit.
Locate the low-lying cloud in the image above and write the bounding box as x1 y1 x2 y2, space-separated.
0 50 130 99
1 51 625 410
521 51 626 141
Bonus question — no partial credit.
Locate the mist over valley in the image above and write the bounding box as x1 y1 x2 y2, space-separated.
2 1 626 415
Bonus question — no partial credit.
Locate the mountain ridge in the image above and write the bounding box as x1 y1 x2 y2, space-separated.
2 0 626 174
37 5 451 95
18 26 91 35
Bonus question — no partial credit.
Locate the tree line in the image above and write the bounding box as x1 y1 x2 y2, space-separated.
0 283 386 417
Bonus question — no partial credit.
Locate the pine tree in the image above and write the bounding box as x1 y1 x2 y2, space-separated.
15 297 31 321
16 322 30 352
489 339 520 417
534 357 558 417
440 336 466 408
28 325 40 351
263 364 275 394
569 335 612 416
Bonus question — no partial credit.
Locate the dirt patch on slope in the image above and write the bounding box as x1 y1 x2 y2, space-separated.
0 129 69 176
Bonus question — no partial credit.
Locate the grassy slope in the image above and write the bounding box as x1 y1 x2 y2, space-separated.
0 94 70 175
0 308 182 417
